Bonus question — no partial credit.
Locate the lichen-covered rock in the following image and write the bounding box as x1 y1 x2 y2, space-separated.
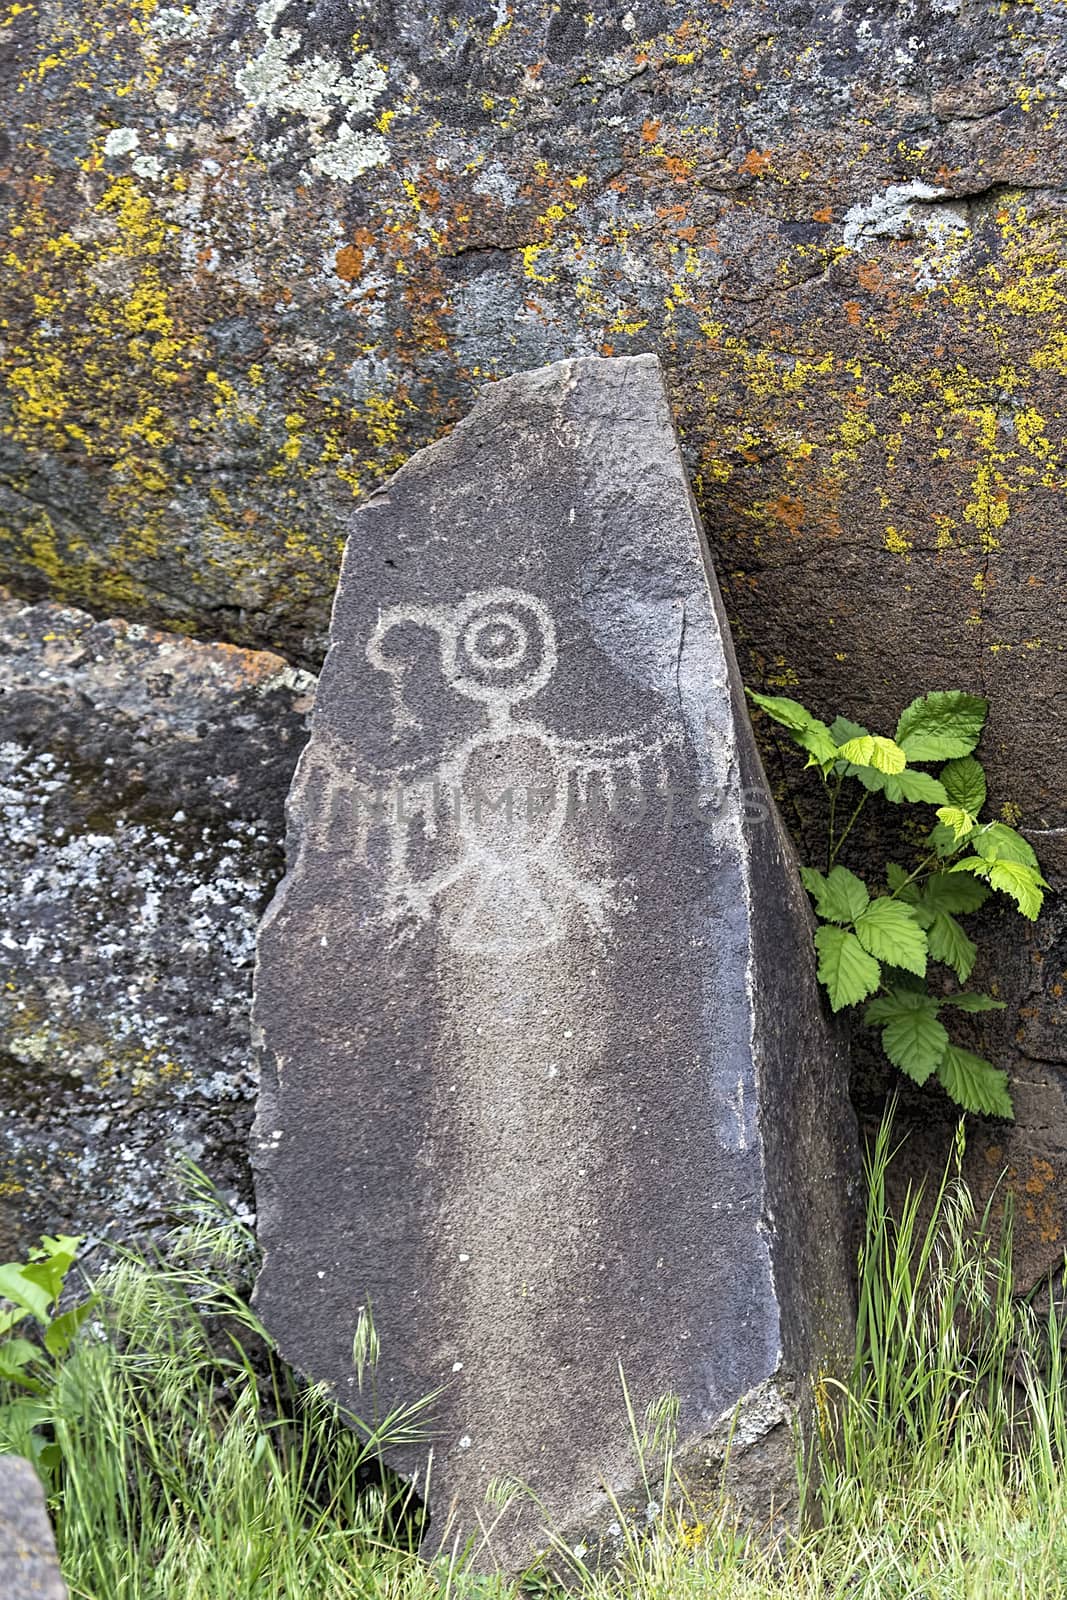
2 2 1063 690
0 594 314 1257
1 0 1064 1270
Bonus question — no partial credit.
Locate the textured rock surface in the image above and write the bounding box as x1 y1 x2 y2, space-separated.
253 355 857 1564
0 1455 67 1600
0 594 314 1257
2 0 1064 1275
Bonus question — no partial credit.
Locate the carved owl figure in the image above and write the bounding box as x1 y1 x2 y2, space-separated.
364 588 672 955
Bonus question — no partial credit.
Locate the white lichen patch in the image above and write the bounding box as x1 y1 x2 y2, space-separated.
840 181 972 288
132 153 165 181
234 0 391 181
841 181 968 252
103 127 141 159
148 0 232 41
2 742 268 1095
471 160 520 208
149 5 202 40
714 1376 790 1450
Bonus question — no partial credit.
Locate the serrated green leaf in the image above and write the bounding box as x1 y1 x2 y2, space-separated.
814 925 882 1012
870 736 909 774
849 765 889 793
895 691 989 761
881 1008 949 1085
807 865 870 924
864 988 947 1083
881 770 950 805
745 690 817 733
921 872 991 915
937 1045 1013 1119
926 910 978 983
864 986 938 1022
745 691 841 771
829 715 869 744
886 863 921 903
854 898 928 976
940 756 986 817
796 719 842 768
943 993 1006 1013
936 805 977 843
986 859 1048 921
742 691 825 745
950 856 992 879
972 822 1040 870
836 735 908 774
800 866 826 899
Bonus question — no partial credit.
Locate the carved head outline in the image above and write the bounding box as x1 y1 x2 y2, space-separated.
367 587 558 730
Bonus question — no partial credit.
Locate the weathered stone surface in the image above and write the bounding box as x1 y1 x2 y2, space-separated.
1 0 1064 691
2 0 1064 1275
0 1456 67 1600
253 355 857 1563
0 594 314 1257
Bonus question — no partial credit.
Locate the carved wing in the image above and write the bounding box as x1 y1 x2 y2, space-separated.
548 724 680 807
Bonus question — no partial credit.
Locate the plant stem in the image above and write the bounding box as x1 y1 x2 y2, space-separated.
829 789 869 867
827 771 844 872
888 850 941 898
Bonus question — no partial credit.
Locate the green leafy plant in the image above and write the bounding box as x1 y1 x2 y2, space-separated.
0 1233 92 1487
747 687 1049 1118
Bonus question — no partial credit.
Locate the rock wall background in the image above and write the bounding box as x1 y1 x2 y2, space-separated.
0 594 314 1257
1 0 1064 1272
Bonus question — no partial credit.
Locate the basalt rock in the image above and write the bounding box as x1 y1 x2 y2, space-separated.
0 1456 67 1600
252 355 858 1566
0 594 314 1258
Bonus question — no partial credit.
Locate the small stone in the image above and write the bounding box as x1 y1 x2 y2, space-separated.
0 1456 68 1600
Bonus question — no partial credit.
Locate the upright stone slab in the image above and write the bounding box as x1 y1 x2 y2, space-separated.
0 1456 68 1600
253 354 857 1564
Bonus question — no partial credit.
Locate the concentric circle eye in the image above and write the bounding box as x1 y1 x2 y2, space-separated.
460 610 529 674
445 589 557 704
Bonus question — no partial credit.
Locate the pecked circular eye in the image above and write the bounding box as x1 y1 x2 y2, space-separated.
445 589 557 704
460 610 529 673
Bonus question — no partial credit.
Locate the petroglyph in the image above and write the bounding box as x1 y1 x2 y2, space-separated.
253 357 858 1569
307 587 677 955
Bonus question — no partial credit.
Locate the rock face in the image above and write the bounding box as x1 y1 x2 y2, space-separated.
0 595 314 1257
252 355 857 1564
0 1455 68 1600
2 0 1064 1279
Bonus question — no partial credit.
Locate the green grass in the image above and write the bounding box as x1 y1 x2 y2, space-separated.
3 1114 1067 1599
